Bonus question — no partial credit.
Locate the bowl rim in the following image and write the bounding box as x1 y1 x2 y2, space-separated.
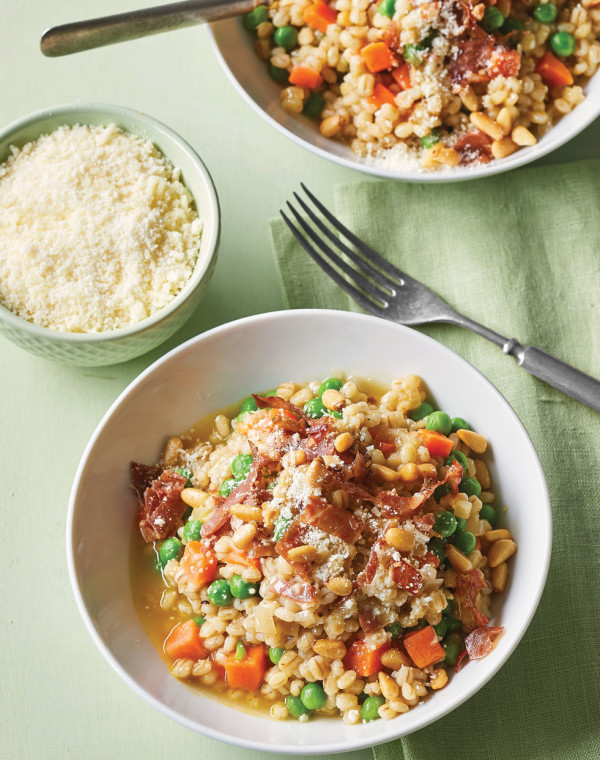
0 101 220 343
208 20 599 183
67 308 552 753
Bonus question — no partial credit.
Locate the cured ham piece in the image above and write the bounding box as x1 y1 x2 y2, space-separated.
356 537 385 588
274 520 312 579
340 480 378 503
130 462 162 500
300 419 338 460
449 36 520 86
358 605 385 634
253 393 305 420
270 578 318 603
413 513 436 534
378 460 463 518
300 496 363 543
465 625 504 660
413 551 441 569
454 130 493 164
137 470 187 543
391 559 423 595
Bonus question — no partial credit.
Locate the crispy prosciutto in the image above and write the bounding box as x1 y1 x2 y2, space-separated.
454 130 493 164
270 578 318 603
391 559 423 595
130 462 162 500
465 625 504 660
449 35 520 87
300 418 338 460
358 604 385 634
300 496 363 543
274 519 312 579
413 551 441 569
356 537 385 588
413 513 436 534
253 393 306 425
454 567 488 619
378 460 463 518
137 470 187 543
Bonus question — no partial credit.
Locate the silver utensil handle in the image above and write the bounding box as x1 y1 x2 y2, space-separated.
503 339 600 412
41 0 255 57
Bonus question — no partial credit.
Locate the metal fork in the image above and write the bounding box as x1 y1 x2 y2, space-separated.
280 184 600 413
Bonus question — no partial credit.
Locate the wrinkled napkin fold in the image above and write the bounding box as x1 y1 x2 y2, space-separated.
268 160 600 760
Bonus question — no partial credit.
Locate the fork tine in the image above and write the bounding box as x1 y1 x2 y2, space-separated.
292 192 398 294
279 210 388 317
300 183 418 285
285 201 389 305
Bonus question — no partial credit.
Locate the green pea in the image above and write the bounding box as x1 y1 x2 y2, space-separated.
303 92 325 119
434 483 450 501
455 517 467 531
453 529 477 555
243 4 269 30
426 411 452 435
428 537 446 564
159 537 182 568
433 618 448 639
479 503 498 528
533 2 557 23
551 30 575 56
403 43 423 65
409 401 434 421
501 16 524 34
384 622 403 638
183 519 203 543
445 450 469 472
207 579 233 607
459 477 482 498
230 574 260 600
361 695 386 722
300 682 327 711
318 377 343 396
433 510 457 538
274 25 298 50
175 467 193 487
378 0 396 17
330 410 343 419
421 130 440 149
269 646 285 664
269 63 289 84
240 395 259 414
286 695 310 718
231 454 253 480
304 397 325 419
442 638 461 666
482 6 505 31
219 478 239 498
446 616 463 633
235 641 247 661
193 615 206 628
450 417 470 433
273 516 292 542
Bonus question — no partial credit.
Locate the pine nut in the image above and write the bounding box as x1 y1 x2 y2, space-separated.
474 459 491 490
491 562 508 592
398 463 419 481
445 543 473 573
485 529 512 543
418 463 437 478
438 147 460 167
214 414 230 438
163 436 183 466
334 432 354 452
313 639 347 659
288 544 319 562
379 672 400 699
181 488 209 509
487 539 517 567
322 388 345 410
456 429 488 454
496 107 512 134
512 125 537 146
230 504 263 522
385 528 415 552
380 649 409 669
459 85 479 112
232 522 257 549
430 668 448 690
470 111 504 140
320 115 343 138
371 462 402 482
491 136 518 159
306 457 326 486
326 577 353 595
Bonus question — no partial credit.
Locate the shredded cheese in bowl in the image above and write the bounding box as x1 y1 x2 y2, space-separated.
0 123 203 333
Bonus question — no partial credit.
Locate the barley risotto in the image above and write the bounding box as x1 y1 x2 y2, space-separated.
242 0 600 170
131 374 516 723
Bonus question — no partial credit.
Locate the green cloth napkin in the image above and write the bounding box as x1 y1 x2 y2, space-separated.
269 160 600 760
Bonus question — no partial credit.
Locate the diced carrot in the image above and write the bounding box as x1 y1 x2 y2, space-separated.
303 1 338 33
224 645 267 690
374 438 396 456
180 541 218 587
416 429 453 458
164 620 207 660
391 62 411 91
288 66 324 89
535 51 573 87
343 639 391 677
224 546 262 570
404 625 445 669
369 83 398 109
361 41 396 73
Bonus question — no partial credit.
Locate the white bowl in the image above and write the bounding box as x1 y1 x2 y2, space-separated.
209 20 600 182
68 309 551 753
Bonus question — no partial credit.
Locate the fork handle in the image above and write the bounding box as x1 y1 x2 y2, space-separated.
503 339 600 412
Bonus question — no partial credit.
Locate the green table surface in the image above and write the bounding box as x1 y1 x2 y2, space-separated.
1 2 599 758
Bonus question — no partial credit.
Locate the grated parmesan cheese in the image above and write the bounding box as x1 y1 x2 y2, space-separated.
0 123 203 332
